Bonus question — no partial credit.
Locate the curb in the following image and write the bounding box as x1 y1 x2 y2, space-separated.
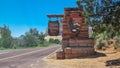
43 48 61 60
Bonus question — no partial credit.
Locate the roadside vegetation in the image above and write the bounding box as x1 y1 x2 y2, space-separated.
77 0 120 50
0 25 61 50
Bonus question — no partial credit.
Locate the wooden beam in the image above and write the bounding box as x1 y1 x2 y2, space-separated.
47 14 64 18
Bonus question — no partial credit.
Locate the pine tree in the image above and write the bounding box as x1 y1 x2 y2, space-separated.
77 0 120 49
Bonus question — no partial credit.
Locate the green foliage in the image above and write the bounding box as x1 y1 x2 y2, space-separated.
38 43 53 47
39 32 45 44
54 39 61 44
24 34 38 47
113 36 120 48
49 38 61 44
29 28 39 37
0 26 58 50
0 47 4 50
49 38 55 43
23 28 39 47
95 32 108 49
0 25 12 48
77 0 120 49
11 38 24 49
23 28 50 48
77 0 120 34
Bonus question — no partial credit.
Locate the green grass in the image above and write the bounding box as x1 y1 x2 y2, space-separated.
37 43 57 47
0 47 12 50
0 47 6 50
0 43 60 50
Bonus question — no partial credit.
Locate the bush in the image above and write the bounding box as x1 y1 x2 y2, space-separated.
49 38 61 44
37 43 53 47
95 32 120 50
54 39 61 44
95 32 108 50
113 36 120 49
49 38 55 43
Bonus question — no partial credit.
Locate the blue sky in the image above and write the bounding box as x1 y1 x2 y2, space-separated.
0 0 77 37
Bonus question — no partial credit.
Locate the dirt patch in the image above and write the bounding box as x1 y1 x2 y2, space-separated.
44 50 120 68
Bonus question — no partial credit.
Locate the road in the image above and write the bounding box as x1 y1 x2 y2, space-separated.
0 45 60 68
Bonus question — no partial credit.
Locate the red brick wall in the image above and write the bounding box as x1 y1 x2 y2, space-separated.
62 8 88 40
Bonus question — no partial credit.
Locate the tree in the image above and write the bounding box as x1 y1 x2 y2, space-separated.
11 38 24 49
29 28 39 37
0 25 12 48
77 0 120 49
24 33 38 47
39 32 45 44
23 28 39 47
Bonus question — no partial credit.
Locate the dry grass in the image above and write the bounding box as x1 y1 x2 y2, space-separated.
43 48 120 68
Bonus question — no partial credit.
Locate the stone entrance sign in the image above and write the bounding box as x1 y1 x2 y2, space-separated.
47 8 95 59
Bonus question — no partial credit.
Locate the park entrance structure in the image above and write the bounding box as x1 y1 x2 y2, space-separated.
47 14 63 36
47 8 95 59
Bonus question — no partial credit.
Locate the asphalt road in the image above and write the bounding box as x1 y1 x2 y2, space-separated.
0 45 60 68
